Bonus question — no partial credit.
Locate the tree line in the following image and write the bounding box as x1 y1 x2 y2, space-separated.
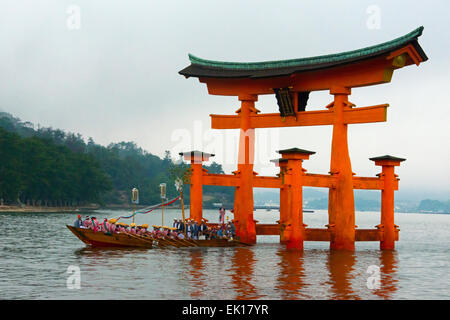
0 127 110 206
0 112 234 207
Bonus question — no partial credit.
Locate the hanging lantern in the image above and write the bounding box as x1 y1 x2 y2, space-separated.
131 188 139 204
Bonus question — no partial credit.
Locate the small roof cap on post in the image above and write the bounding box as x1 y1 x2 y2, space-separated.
179 150 215 163
277 147 315 160
277 147 316 155
369 155 406 166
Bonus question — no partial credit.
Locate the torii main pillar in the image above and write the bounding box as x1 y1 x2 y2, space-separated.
234 94 258 244
328 86 355 250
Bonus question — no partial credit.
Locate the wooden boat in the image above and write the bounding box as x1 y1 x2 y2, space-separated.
67 225 249 248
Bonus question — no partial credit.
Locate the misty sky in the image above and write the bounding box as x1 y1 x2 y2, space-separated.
1 1 449 200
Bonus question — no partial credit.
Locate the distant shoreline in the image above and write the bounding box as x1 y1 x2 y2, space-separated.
0 205 97 213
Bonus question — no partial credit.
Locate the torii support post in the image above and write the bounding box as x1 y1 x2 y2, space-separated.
179 151 214 223
328 86 356 251
370 155 406 250
234 94 258 244
279 148 315 250
271 158 290 244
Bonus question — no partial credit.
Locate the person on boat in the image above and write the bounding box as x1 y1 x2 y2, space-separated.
179 219 185 233
229 221 236 239
209 227 216 240
219 207 225 224
173 218 178 229
168 228 178 239
189 220 195 239
223 223 229 238
82 216 91 228
192 220 199 240
91 217 99 232
199 219 208 238
225 221 232 239
74 215 83 228
118 223 127 233
102 218 110 234
217 226 224 239
98 220 104 232
139 224 150 236
177 232 185 239
204 224 213 240
156 230 164 239
139 225 148 236
136 225 142 235
185 220 191 239
153 226 164 238
163 227 170 237
108 219 117 233
130 223 137 234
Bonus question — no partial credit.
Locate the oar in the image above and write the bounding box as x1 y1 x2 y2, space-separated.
127 233 154 245
181 238 199 247
151 236 170 248
174 238 195 247
140 233 170 248
162 237 183 248
141 233 165 246
126 233 154 247
142 234 180 248
155 237 174 248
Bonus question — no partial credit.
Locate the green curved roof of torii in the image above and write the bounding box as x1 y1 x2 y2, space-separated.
179 26 427 79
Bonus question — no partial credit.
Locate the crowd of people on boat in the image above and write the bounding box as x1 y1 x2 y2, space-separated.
171 217 236 240
73 212 236 241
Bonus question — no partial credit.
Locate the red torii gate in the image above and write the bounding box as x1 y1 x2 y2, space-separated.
178 27 427 250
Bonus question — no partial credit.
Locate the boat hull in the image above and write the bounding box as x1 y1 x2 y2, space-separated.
191 239 248 247
67 225 153 248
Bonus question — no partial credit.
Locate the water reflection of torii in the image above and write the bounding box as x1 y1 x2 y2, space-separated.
184 248 398 299
186 247 262 300
326 250 398 300
229 248 261 300
276 249 307 299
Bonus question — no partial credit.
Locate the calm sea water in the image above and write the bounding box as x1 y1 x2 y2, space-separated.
0 208 449 300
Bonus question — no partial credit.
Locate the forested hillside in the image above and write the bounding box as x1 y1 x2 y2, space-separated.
0 112 234 207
